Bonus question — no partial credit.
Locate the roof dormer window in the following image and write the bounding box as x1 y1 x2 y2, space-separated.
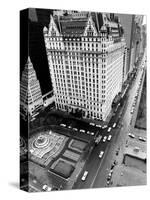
51 27 56 36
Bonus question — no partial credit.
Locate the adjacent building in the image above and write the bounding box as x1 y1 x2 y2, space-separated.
43 11 127 121
116 14 144 75
20 57 43 120
130 15 144 71
116 14 134 75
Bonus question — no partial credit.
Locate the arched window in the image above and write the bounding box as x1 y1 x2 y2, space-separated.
87 26 93 36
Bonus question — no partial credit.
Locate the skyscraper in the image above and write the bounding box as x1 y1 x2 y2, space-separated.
116 14 133 75
43 11 127 121
130 15 143 70
20 57 43 120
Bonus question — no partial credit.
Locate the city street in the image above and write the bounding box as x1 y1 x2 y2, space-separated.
73 62 146 189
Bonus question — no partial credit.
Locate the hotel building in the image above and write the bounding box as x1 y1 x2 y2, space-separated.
43 11 127 121
20 57 43 120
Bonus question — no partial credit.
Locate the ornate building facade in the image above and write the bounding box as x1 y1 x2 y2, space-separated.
43 11 127 121
20 57 43 120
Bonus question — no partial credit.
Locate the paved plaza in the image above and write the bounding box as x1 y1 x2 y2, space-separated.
28 126 90 189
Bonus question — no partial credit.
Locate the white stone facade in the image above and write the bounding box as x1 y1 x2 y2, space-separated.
43 12 127 121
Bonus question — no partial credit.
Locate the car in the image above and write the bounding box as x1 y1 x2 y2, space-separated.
96 124 101 128
90 132 94 136
80 129 85 133
138 136 146 142
68 125 72 129
107 127 112 132
42 184 52 192
112 123 116 128
130 110 134 114
107 135 112 141
99 151 104 158
87 131 90 134
108 172 112 178
103 136 107 142
109 170 113 176
81 171 88 181
89 122 95 126
128 133 135 138
102 125 108 129
60 124 66 127
73 128 78 131
32 179 37 184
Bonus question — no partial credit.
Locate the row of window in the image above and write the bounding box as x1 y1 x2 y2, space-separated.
55 102 103 120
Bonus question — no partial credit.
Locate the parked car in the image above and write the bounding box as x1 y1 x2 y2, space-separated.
130 110 134 114
68 125 72 129
96 124 101 128
99 151 104 158
89 122 95 126
73 128 78 131
90 132 94 136
103 136 107 142
42 184 52 192
60 124 66 127
107 135 112 141
128 133 135 138
81 171 88 181
138 136 146 142
102 125 108 129
80 129 85 133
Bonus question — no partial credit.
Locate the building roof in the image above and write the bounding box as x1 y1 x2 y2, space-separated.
124 146 146 160
60 19 88 35
51 12 122 37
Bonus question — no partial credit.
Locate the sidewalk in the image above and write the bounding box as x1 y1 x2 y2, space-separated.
66 146 94 189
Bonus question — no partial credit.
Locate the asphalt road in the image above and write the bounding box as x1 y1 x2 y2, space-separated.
73 63 145 190
73 100 126 189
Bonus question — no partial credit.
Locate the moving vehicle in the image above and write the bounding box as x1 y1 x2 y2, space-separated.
107 135 112 141
112 123 116 128
81 171 88 181
99 151 104 158
103 136 107 142
107 127 112 132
